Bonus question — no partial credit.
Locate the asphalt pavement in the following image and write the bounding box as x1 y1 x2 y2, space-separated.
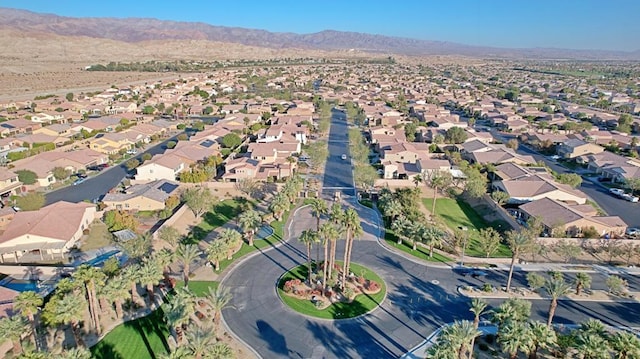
321 109 355 197
45 135 180 205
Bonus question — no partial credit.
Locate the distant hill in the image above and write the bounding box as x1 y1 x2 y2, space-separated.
0 7 638 60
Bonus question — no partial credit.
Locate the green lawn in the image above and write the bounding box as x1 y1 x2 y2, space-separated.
422 198 511 258
187 198 251 242
173 280 219 297
90 309 169 359
277 262 386 319
384 231 453 263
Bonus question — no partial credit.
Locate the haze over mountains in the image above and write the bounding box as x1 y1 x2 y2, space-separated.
0 7 638 61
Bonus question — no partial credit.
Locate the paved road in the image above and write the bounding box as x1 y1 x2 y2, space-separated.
45 136 179 205
516 144 640 227
221 201 640 359
321 109 354 197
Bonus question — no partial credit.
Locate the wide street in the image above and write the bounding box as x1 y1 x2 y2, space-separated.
45 135 180 205
220 118 640 359
321 109 355 197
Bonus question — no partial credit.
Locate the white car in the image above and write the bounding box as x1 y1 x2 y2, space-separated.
609 188 625 197
622 193 640 203
626 227 640 237
550 155 560 160
341 154 347 160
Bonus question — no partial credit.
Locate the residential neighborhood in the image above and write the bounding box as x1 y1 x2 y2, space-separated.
0 29 640 359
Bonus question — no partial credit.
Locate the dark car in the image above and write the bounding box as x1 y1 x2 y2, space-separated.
455 267 488 278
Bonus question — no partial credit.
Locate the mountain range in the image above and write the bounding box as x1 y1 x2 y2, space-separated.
0 7 638 61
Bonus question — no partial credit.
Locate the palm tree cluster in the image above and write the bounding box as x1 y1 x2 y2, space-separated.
462 297 640 359
378 187 447 257
161 286 234 359
296 199 364 297
268 176 304 221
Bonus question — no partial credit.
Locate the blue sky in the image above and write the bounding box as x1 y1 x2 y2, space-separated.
1 0 638 51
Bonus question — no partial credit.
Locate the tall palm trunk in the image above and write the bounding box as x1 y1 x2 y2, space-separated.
328 239 336 282
323 240 329 296
184 264 190 286
306 242 312 284
147 284 155 306
11 337 23 355
342 230 353 290
469 316 480 359
115 299 123 319
214 260 220 271
431 186 438 216
86 284 101 335
506 250 518 292
70 321 84 347
131 282 138 304
547 299 558 327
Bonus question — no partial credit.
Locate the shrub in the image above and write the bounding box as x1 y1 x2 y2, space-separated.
482 283 493 292
343 287 355 299
366 281 380 292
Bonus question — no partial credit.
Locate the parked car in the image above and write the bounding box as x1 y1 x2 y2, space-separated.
73 177 87 186
598 177 612 182
549 155 560 160
627 227 640 237
609 188 625 197
622 193 640 203
341 154 347 160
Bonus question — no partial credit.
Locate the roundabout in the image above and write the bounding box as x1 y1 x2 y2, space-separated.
277 262 386 320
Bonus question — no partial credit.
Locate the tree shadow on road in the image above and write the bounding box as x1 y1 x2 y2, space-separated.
256 320 292 357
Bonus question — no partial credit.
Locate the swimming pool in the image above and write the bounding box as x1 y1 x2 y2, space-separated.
83 249 121 267
1 278 40 292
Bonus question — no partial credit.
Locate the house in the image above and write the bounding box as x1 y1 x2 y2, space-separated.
33 123 72 138
380 142 431 164
463 142 536 166
0 168 22 198
493 165 587 205
247 142 300 163
89 133 134 154
584 152 640 183
556 139 604 159
0 119 41 137
0 206 16 232
102 180 180 211
222 156 260 182
0 201 96 263
11 158 55 187
134 154 186 183
519 197 626 237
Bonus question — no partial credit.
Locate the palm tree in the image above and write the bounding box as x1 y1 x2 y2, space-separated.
203 285 233 326
318 222 340 294
340 208 363 290
73 264 105 335
440 320 480 359
99 275 129 319
219 228 242 260
309 198 328 231
185 324 216 359
391 215 410 245
206 240 228 271
408 222 427 251
14 291 42 349
574 272 592 296
428 170 452 218
140 259 164 306
544 276 570 327
609 330 640 359
208 342 235 359
426 342 456 359
468 298 487 359
527 321 557 359
423 225 445 257
238 209 262 246
580 319 608 338
0 315 29 355
49 293 86 347
329 202 343 225
505 230 534 292
163 289 195 345
176 243 202 286
309 198 328 261
574 332 611 359
268 193 289 220
299 229 317 283
413 174 423 187
54 347 93 359
499 322 533 359
122 263 142 304
382 199 402 224
158 347 191 359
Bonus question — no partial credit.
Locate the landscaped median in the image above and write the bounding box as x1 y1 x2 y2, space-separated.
277 262 386 320
458 285 640 303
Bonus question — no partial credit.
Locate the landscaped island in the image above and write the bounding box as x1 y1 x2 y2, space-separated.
277 262 385 319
